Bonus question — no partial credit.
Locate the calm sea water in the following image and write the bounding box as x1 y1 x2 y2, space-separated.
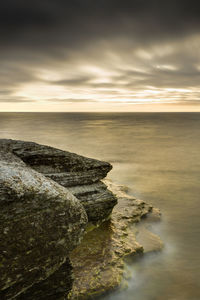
0 112 200 300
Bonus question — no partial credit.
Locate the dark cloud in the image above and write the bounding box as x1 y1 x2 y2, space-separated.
1 0 200 107
1 0 200 51
53 76 92 86
0 63 36 87
0 90 13 95
0 96 33 103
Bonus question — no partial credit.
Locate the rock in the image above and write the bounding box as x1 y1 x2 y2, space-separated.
133 208 163 254
0 139 112 186
0 139 161 300
68 180 162 299
0 150 87 299
16 259 73 300
0 139 117 223
68 182 117 223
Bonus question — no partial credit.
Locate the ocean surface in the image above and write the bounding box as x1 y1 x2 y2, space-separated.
0 112 200 300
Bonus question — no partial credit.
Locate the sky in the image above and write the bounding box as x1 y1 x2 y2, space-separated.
1 0 200 112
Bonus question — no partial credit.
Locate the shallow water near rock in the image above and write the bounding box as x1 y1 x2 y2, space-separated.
0 112 200 300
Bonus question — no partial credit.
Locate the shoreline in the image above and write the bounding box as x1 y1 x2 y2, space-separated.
69 179 163 299
0 139 163 300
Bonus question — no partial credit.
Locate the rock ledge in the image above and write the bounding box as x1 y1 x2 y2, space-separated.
69 180 163 299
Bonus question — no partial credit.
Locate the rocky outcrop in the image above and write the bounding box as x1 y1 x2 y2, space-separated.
0 139 162 300
0 139 117 299
69 180 163 299
0 139 117 223
0 150 87 299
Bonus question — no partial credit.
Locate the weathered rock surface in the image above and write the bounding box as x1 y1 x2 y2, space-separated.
0 139 117 223
0 139 117 299
16 259 73 300
69 180 163 299
0 139 162 300
68 182 117 223
0 149 88 299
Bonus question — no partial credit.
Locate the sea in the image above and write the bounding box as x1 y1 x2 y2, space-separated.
0 112 200 300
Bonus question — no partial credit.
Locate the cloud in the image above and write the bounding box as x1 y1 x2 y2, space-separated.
0 96 34 103
1 1 200 47
52 76 93 86
1 0 200 109
47 98 98 103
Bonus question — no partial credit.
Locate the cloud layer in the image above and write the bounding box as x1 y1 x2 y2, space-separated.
1 0 200 110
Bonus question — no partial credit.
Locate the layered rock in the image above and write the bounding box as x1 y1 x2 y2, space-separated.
0 139 162 300
0 139 117 223
69 180 163 299
0 139 117 299
0 150 87 299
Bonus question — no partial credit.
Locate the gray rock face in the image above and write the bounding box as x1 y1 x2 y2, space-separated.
0 139 116 299
0 139 112 185
16 259 73 300
68 182 117 222
0 151 88 299
0 139 117 222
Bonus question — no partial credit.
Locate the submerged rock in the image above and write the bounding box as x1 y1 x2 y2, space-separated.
0 139 117 223
69 180 162 299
